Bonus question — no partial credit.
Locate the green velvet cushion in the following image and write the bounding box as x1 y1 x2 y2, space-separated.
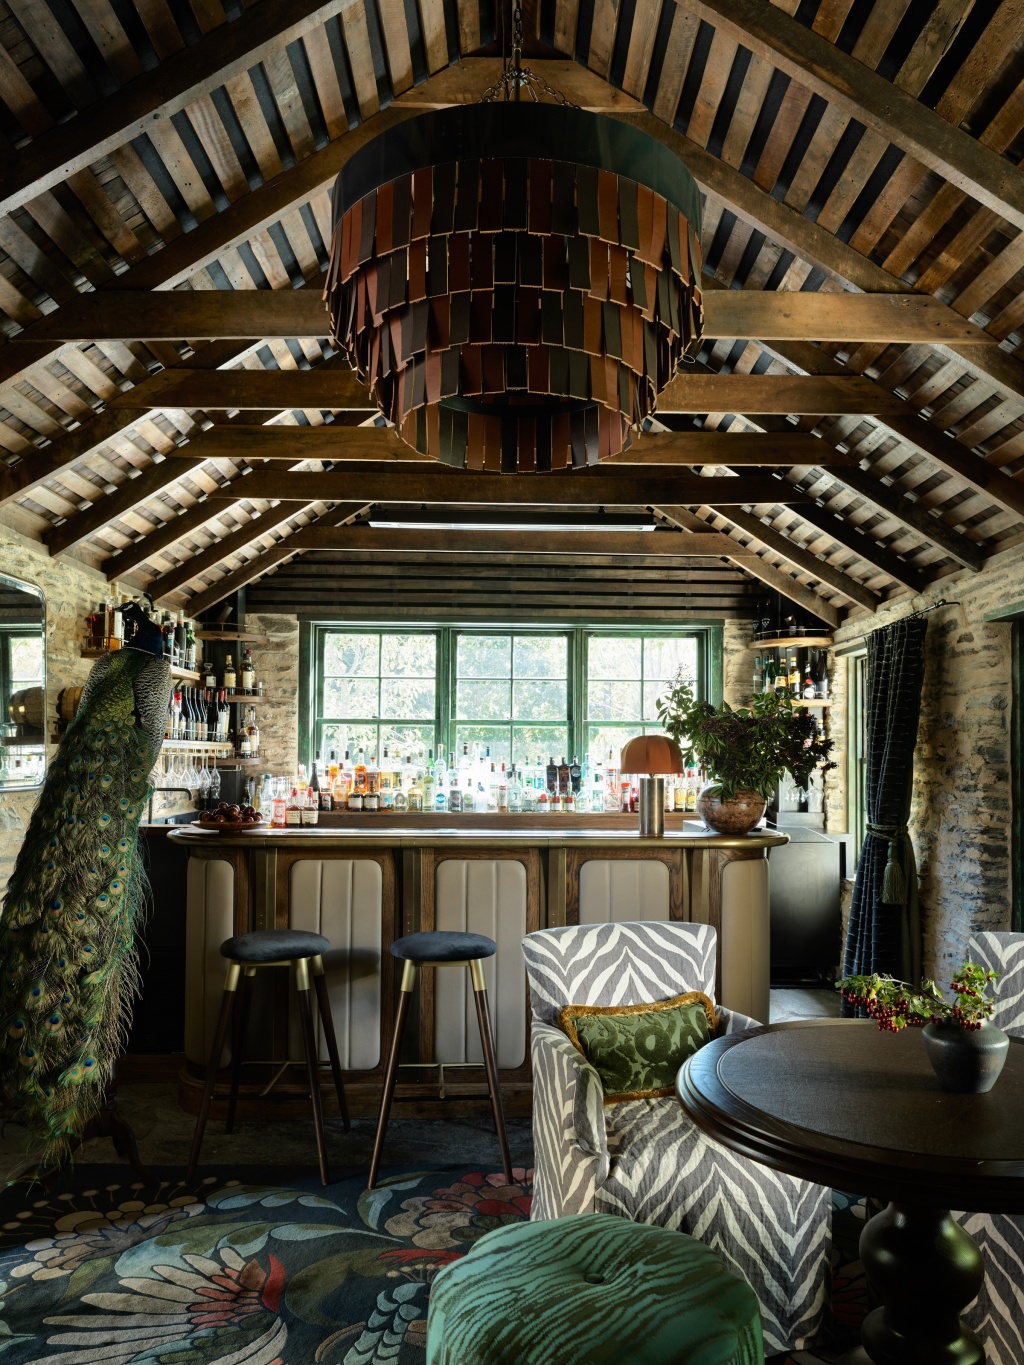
426 1213 762 1365
559 992 715 1102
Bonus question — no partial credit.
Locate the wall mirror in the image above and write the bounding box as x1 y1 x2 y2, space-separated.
0 571 46 791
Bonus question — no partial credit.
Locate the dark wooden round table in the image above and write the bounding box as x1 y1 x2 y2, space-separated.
677 1019 1024 1365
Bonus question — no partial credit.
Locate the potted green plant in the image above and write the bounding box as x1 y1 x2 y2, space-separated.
656 682 835 834
837 962 1008 1093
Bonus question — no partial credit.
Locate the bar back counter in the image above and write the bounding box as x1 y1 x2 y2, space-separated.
163 817 787 1118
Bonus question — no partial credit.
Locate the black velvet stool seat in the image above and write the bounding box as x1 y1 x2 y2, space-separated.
187 929 350 1186
369 930 512 1189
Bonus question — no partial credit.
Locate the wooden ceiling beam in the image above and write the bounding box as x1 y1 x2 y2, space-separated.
111 367 910 416
0 0 361 220
686 0 1024 233
657 503 880 612
285 527 745 556
201 471 807 506
170 426 844 464
20 289 993 344
793 502 928 593
716 551 842 629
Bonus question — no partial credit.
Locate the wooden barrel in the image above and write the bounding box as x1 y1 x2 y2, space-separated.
8 686 45 732
57 685 84 724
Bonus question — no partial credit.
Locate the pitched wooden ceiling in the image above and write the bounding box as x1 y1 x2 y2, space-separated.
1 0 1024 624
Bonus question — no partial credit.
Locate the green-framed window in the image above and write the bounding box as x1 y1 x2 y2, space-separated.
302 622 721 770
847 649 868 869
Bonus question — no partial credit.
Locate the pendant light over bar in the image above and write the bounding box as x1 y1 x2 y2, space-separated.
324 102 704 472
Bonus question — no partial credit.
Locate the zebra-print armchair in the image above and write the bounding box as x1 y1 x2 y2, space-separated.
956 931 1024 1364
521 920 831 1355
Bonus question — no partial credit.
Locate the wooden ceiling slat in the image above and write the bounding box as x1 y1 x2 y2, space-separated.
456 0 480 56
650 5 700 124
376 0 414 95
102 494 249 576
586 0 620 79
107 143 183 241
6 0 97 109
689 0 1024 232
261 47 317 162
685 30 739 150
621 0 662 98
187 92 250 203
222 71 285 181
71 0 144 85
301 25 348 140
338 4 380 119
134 0 187 60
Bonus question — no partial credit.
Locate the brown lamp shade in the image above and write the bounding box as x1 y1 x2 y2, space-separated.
620 735 684 775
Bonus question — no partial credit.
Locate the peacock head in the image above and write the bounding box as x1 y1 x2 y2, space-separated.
118 603 164 658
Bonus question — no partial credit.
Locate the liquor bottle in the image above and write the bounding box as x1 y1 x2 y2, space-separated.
422 751 436 810
605 750 619 812
286 786 302 827
408 771 424 812
241 648 255 694
434 742 447 794
789 653 800 696
184 618 197 673
223 654 237 694
247 707 260 759
569 755 582 793
271 778 287 828
204 654 217 690
508 766 522 813
546 756 558 794
328 750 339 786
556 757 569 796
802 670 816 701
448 769 463 813
497 763 509 812
685 768 699 813
239 719 252 759
753 654 763 694
310 754 321 804
353 748 367 794
206 690 219 743
259 773 273 814
379 748 393 810
364 756 380 812
462 775 475 812
218 689 230 741
333 751 351 809
347 771 364 810
814 652 830 700
301 783 319 825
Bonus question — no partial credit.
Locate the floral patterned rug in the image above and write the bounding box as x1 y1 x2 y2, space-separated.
0 1166 867 1363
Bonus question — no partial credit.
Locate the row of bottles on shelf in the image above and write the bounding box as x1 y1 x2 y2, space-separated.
165 686 261 759
753 647 830 701
84 600 262 693
246 745 712 820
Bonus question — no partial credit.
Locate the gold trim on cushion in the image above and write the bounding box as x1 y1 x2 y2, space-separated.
558 991 716 1103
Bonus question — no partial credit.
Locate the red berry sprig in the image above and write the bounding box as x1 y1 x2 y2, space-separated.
837 962 998 1033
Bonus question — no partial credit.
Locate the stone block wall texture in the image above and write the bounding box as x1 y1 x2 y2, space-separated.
830 538 1024 982
722 618 752 709
242 613 299 779
0 519 189 904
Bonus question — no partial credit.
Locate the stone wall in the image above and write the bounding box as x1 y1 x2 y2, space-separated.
0 518 189 904
722 618 752 708
242 613 299 779
828 538 1024 981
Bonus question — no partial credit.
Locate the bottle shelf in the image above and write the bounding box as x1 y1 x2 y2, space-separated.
0 734 45 747
80 648 201 683
751 696 832 708
217 692 269 704
748 636 833 651
196 631 270 644
163 740 235 754
214 756 263 767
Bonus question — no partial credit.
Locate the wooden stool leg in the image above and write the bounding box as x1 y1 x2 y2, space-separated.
369 960 416 1191
311 955 351 1133
470 960 513 1185
295 958 330 1186
225 968 254 1135
186 963 240 1185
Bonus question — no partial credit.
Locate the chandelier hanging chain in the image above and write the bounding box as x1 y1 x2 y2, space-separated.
478 0 579 106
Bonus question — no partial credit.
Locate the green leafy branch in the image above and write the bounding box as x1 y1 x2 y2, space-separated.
837 961 999 1032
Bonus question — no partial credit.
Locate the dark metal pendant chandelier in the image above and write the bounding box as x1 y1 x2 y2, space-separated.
325 40 703 472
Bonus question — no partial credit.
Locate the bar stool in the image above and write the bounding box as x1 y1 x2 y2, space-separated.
187 929 350 1186
369 930 512 1190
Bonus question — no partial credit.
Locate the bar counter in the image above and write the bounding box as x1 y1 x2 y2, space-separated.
167 819 787 1117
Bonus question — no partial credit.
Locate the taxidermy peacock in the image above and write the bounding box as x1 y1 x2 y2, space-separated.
0 605 172 1169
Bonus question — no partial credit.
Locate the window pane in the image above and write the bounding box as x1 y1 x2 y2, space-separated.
457 635 510 678
10 637 42 679
324 633 379 676
454 724 511 762
380 724 435 758
587 637 641 679
513 678 565 720
381 633 435 676
587 723 653 768
381 677 436 719
644 681 677 721
513 725 569 766
587 679 641 721
323 677 378 717
324 722 378 758
457 679 511 719
644 636 697 684
514 635 566 678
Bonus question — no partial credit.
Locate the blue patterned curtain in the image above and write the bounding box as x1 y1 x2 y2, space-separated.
841 615 927 1002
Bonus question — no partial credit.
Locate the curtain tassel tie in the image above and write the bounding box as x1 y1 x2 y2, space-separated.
867 823 909 906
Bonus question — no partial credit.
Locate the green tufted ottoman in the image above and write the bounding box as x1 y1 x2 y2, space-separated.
426 1213 763 1365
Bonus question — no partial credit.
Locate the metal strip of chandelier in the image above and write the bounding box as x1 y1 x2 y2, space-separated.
324 41 703 472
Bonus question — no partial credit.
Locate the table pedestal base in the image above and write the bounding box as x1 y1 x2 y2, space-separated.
837 1202 984 1365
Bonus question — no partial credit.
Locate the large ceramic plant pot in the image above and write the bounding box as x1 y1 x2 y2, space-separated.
696 784 767 836
922 1018 1009 1093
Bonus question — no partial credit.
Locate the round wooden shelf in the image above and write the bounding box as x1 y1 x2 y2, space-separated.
747 636 834 650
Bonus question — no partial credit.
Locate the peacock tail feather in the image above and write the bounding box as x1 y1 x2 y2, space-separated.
0 644 172 1170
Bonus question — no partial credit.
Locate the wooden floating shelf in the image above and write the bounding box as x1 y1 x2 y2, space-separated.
0 734 45 746
214 756 263 767
196 631 270 644
748 636 834 650
80 649 201 683
163 740 234 753
752 696 833 708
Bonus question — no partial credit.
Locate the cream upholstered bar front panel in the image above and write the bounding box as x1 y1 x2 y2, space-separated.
719 856 770 1024
434 858 528 1070
577 859 671 923
288 859 383 1070
184 857 235 1066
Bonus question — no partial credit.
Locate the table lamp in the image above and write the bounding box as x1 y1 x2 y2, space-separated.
619 735 684 838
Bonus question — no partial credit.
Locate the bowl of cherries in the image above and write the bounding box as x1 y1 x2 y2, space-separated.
197 802 265 832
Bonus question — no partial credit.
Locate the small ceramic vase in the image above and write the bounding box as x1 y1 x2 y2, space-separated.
921 1017 1010 1093
696 785 767 836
